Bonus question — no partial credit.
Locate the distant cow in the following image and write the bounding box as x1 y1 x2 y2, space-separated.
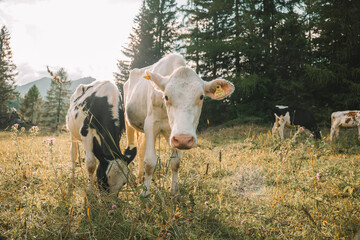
330 110 360 142
272 105 321 140
124 53 235 196
66 80 136 194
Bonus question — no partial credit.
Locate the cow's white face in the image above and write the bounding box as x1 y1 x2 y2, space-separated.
146 67 235 149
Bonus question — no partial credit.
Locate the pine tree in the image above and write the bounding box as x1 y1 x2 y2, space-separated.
113 59 130 98
43 67 71 129
0 25 18 116
146 0 178 60
181 0 237 127
19 85 43 124
305 0 360 110
114 0 178 81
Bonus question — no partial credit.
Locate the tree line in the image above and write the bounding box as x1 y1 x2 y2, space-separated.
115 0 360 128
1 0 359 130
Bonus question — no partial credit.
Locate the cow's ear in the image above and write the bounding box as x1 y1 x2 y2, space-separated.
203 79 235 100
70 84 85 102
144 72 169 92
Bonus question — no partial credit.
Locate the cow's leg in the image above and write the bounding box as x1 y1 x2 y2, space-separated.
162 131 181 196
137 133 146 180
69 136 78 181
85 152 97 182
125 118 136 148
279 120 286 140
142 119 158 196
335 125 340 139
124 118 137 158
272 118 279 135
170 148 181 196
82 136 97 183
70 137 78 172
330 125 336 142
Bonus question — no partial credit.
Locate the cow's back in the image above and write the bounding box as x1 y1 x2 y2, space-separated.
124 54 186 131
67 80 124 154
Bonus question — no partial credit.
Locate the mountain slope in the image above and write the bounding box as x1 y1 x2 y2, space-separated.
16 77 96 99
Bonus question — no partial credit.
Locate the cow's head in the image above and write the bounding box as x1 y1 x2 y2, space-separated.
104 158 135 194
146 67 234 149
94 138 137 194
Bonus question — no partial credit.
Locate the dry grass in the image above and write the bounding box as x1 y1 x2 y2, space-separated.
0 124 359 239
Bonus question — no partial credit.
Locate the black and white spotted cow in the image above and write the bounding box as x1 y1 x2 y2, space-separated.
330 110 360 142
66 80 136 194
272 105 321 140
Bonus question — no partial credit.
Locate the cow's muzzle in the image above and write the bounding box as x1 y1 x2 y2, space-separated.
171 134 195 149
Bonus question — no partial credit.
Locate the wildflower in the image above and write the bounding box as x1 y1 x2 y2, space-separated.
279 151 283 156
47 138 56 145
30 126 39 132
310 133 314 138
112 205 117 210
204 201 208 206
108 210 114 215
299 127 304 130
167 233 172 237
316 172 321 180
13 124 19 128
283 158 287 162
311 145 314 148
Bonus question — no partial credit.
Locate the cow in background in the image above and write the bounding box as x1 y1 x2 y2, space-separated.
66 80 136 195
330 111 360 142
272 105 321 140
124 53 235 196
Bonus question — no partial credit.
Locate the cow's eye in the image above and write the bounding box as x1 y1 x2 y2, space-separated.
165 95 168 101
200 95 204 100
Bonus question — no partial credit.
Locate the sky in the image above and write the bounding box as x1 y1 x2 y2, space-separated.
0 0 186 86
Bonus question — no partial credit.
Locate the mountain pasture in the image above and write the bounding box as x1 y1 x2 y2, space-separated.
0 124 359 239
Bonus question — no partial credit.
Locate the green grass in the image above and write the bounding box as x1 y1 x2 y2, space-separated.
0 124 359 239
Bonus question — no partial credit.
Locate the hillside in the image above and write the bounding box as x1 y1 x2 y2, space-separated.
16 77 96 99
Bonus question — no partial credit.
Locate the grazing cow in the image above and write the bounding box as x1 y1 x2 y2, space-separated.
124 53 235 196
66 80 136 194
272 105 321 140
330 110 360 142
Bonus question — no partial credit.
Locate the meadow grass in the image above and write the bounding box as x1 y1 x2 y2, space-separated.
0 124 359 239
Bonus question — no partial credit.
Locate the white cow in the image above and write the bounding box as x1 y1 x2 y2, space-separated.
66 80 136 194
124 54 235 196
330 110 360 142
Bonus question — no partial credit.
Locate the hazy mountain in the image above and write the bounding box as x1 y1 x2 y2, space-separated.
16 77 96 99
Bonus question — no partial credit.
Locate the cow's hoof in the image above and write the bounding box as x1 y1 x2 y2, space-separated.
124 147 137 163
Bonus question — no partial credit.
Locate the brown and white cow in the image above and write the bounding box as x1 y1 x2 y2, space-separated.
124 53 235 196
66 80 136 194
330 110 360 142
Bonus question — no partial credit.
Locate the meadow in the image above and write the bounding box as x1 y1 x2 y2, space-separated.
0 124 359 239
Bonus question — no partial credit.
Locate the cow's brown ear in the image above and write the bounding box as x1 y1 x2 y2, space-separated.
204 79 235 100
144 71 169 92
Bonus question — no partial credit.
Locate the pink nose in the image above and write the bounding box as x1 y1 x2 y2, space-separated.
171 134 195 149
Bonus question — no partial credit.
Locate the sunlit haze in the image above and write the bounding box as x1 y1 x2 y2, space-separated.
0 0 186 85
